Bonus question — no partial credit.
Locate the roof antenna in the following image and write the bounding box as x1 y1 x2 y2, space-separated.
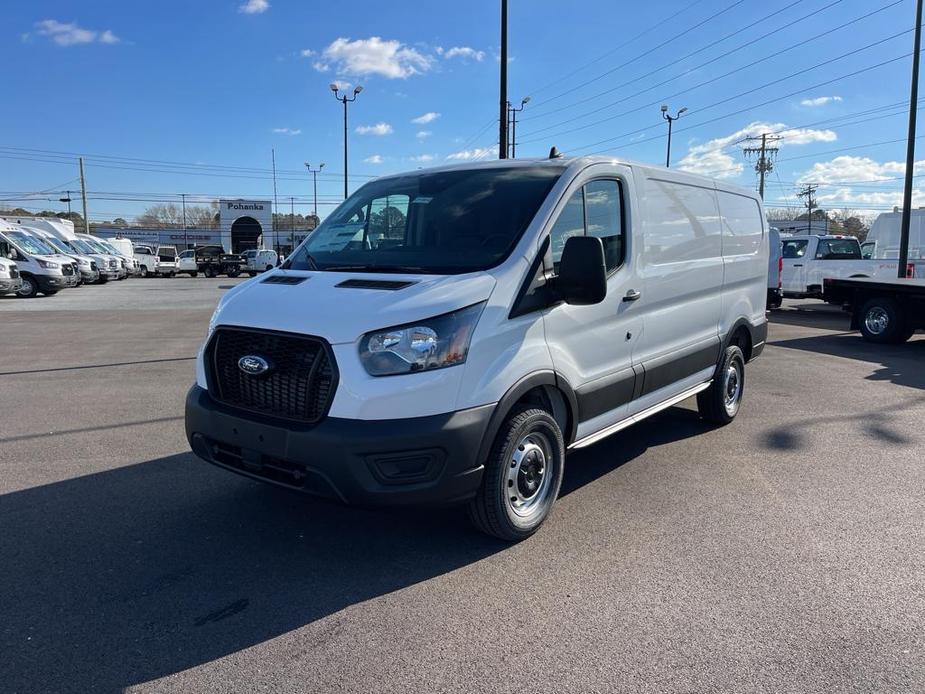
548 146 564 159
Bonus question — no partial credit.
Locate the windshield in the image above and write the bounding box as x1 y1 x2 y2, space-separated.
8 231 56 255
97 240 121 255
288 166 564 274
43 237 73 254
71 238 96 254
82 238 109 254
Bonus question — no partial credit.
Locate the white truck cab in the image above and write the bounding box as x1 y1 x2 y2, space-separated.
0 222 73 297
781 235 871 298
186 157 769 540
134 245 178 277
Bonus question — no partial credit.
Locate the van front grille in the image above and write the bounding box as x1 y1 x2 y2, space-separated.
207 327 337 423
61 264 74 276
10 268 19 278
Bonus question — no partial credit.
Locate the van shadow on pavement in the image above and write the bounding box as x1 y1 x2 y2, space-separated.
0 406 708 693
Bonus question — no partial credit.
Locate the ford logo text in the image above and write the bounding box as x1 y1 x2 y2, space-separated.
238 355 270 376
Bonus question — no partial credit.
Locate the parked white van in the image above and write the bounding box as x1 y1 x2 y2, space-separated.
0 221 73 297
185 157 769 540
0 240 22 296
243 248 279 276
28 229 100 285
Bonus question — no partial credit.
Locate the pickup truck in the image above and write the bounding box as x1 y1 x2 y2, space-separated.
782 235 874 299
823 276 924 343
242 248 279 276
193 245 245 278
134 245 178 277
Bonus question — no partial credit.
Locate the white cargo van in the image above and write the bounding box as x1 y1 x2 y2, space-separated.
185 157 769 540
28 229 100 285
0 240 22 296
0 221 73 297
76 234 122 281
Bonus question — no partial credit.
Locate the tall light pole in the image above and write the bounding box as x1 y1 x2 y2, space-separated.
331 83 363 200
661 104 687 168
499 0 509 159
898 0 923 278
508 96 530 158
304 162 325 223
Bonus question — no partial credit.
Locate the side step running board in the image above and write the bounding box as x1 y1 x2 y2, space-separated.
568 381 712 450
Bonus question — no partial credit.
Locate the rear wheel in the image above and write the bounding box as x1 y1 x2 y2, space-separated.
697 345 745 425
226 267 241 278
42 289 58 296
468 405 565 541
189 271 198 278
858 297 907 344
139 266 149 278
248 271 257 277
16 275 38 298
205 266 217 278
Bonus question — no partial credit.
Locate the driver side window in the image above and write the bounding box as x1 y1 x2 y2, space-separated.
549 179 624 274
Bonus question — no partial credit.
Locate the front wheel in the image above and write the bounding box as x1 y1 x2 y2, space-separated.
42 289 58 296
139 266 149 278
189 271 198 277
226 268 241 278
468 405 565 541
204 266 216 278
697 345 745 425
16 275 38 298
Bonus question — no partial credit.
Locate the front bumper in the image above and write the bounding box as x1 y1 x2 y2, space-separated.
0 277 22 294
185 385 492 506
36 275 68 292
99 269 120 279
80 269 100 282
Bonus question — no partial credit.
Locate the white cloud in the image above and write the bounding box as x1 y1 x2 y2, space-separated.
446 146 496 161
300 48 315 57
416 130 432 140
678 121 837 178
356 122 393 136
272 127 301 136
442 46 485 61
330 79 351 90
364 154 384 164
315 36 433 79
312 61 330 72
411 112 440 124
239 0 270 14
800 96 843 107
34 19 121 46
796 155 925 185
410 154 435 163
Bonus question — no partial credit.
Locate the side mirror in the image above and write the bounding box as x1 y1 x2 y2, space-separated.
556 235 607 305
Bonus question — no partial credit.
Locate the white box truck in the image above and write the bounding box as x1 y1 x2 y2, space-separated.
185 156 769 540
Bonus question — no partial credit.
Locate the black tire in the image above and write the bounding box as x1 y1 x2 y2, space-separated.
98 276 109 284
42 289 58 296
858 297 906 344
248 271 257 277
265 264 273 272
468 405 565 542
16 274 39 298
697 345 745 425
189 271 198 278
226 268 241 278
139 266 149 278
205 266 217 278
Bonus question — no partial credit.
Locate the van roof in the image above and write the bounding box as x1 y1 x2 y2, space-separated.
370 154 758 197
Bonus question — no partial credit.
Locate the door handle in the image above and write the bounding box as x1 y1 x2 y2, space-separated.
623 289 641 302
793 264 803 267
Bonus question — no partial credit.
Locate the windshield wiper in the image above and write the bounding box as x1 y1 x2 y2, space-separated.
324 264 431 274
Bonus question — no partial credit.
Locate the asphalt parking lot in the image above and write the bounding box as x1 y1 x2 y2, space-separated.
1 277 923 693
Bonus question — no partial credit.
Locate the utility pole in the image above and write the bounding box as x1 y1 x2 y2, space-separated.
272 149 279 253
78 158 90 234
181 193 188 249
899 0 923 278
499 0 509 159
59 191 72 216
508 97 530 158
304 162 325 223
290 196 295 239
798 184 818 235
331 84 363 199
742 133 783 200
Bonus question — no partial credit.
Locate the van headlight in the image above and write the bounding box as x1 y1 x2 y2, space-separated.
37 259 60 269
359 302 485 377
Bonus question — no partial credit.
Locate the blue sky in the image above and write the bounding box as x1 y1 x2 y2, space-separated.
0 0 920 222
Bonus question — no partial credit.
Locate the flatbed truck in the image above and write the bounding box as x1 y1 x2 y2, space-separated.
823 276 925 343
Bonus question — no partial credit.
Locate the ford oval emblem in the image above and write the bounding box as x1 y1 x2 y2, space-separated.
238 354 270 376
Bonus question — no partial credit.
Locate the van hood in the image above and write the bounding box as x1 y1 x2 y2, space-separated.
214 270 497 345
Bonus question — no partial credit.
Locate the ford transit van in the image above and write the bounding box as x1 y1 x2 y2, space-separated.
0 222 72 297
186 157 769 540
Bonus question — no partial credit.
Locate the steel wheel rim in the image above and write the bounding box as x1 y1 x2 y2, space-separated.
723 361 742 416
506 431 553 518
865 307 889 335
17 278 34 296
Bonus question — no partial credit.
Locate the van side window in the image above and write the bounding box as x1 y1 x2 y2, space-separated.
584 180 623 271
549 180 624 273
816 238 860 259
367 195 410 248
549 190 584 273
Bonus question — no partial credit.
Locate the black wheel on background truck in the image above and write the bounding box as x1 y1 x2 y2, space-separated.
189 271 198 277
139 266 148 278
697 345 745 425
859 297 907 344
248 271 257 277
226 267 241 278
204 266 216 278
468 405 566 542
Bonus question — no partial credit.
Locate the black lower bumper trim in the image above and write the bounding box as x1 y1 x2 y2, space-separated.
185 385 493 507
